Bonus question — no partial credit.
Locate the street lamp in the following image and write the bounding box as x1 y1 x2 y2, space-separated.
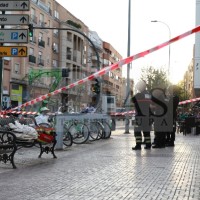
151 20 171 82
125 0 131 134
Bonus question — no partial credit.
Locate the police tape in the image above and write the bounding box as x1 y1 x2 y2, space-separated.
179 97 200 105
1 25 200 115
110 110 135 116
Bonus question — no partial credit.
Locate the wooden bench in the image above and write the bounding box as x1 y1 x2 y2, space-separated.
0 117 57 169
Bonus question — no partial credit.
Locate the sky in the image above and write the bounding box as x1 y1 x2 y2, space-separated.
56 0 196 84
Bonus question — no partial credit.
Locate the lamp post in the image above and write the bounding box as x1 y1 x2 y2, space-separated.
151 20 171 82
125 0 131 134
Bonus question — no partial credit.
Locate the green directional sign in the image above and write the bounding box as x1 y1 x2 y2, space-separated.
0 14 29 25
0 1 30 11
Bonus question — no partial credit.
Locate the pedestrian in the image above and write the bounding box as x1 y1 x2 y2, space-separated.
80 103 89 113
131 80 152 150
165 85 180 147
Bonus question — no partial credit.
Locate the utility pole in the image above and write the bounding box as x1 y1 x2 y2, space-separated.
125 0 131 134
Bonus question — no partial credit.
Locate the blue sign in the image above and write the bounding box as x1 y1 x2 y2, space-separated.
11 32 18 40
11 48 18 55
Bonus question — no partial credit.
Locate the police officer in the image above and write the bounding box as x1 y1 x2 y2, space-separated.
166 85 179 147
151 88 168 148
131 80 152 150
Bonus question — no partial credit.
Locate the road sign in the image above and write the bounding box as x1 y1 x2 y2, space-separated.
0 1 30 11
0 14 29 25
0 29 28 43
0 46 27 57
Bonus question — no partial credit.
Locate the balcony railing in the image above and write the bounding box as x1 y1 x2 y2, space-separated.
29 55 36 63
66 55 71 60
38 58 44 66
38 39 45 48
39 21 46 27
29 36 37 43
30 14 37 24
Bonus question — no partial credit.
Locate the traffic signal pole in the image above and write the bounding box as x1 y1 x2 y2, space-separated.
0 11 5 110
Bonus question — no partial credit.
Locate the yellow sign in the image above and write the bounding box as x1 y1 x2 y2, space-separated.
0 46 27 57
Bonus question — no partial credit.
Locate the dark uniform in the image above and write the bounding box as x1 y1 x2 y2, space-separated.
132 90 152 150
166 93 179 146
151 88 168 148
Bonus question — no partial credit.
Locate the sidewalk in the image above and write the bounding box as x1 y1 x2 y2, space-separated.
0 127 200 200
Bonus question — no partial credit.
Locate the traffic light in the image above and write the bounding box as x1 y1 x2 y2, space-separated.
62 68 70 77
28 24 33 37
91 78 100 94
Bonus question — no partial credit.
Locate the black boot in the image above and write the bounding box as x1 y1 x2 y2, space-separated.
144 144 151 149
132 145 141 150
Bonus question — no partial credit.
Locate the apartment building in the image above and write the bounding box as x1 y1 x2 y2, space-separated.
102 42 125 107
184 59 195 99
2 0 126 111
3 0 91 112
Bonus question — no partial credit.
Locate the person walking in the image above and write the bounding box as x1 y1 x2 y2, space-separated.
131 80 152 150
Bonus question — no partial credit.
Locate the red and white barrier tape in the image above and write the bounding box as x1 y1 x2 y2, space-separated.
0 115 9 118
9 111 38 115
179 97 200 105
1 25 200 115
110 110 135 116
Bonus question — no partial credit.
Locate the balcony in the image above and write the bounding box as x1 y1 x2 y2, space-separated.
30 14 37 24
38 39 45 48
52 48 59 54
29 36 37 44
66 54 71 60
38 0 50 13
29 55 36 63
39 21 46 27
38 58 44 66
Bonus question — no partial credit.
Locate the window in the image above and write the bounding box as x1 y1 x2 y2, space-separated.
47 20 50 27
39 51 42 59
39 13 44 26
54 10 59 19
14 63 20 74
30 8 37 23
52 42 58 53
39 32 43 41
107 97 114 104
66 47 72 60
67 32 72 41
47 37 50 46
12 84 19 90
53 29 58 37
48 2 51 8
31 7 36 16
53 60 58 68
29 47 34 55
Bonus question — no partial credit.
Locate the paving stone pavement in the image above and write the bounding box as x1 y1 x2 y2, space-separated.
0 125 200 200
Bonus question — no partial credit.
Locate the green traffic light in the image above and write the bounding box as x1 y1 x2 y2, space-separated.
29 32 33 37
28 24 33 37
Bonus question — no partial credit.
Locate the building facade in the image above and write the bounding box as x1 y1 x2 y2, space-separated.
2 0 127 112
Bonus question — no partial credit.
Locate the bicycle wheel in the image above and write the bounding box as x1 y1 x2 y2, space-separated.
94 121 104 140
88 121 100 141
63 131 73 147
68 122 89 144
102 120 112 139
